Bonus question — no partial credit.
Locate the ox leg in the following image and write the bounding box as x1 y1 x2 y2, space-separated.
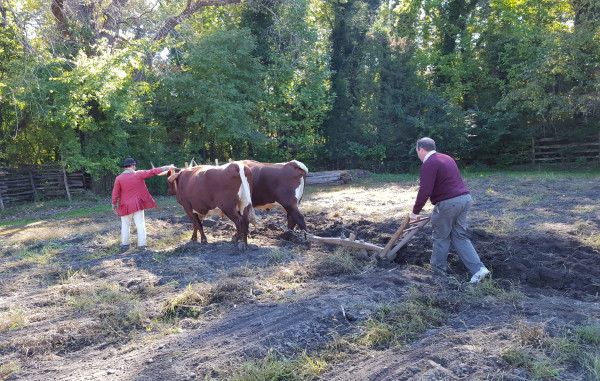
223 210 247 251
283 206 307 240
183 209 208 243
194 213 208 244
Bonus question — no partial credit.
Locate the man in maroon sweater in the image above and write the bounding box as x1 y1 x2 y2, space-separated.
409 137 490 283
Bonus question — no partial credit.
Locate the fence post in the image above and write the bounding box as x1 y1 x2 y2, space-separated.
531 137 536 165
28 170 39 201
61 161 72 202
0 192 4 209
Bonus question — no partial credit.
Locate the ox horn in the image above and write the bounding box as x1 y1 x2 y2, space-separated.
151 162 155 169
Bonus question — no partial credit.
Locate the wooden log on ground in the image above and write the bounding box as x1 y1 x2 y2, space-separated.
306 170 352 185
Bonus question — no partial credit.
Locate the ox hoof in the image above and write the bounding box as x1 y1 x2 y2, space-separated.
282 231 293 241
237 242 247 251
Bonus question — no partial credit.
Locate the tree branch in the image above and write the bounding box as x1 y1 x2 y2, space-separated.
153 0 242 42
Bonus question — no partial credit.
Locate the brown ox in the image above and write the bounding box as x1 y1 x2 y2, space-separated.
164 162 256 250
240 160 308 239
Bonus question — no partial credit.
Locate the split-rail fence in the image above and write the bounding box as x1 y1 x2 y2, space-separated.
0 164 91 209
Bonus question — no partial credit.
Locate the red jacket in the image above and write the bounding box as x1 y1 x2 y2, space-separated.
111 168 164 216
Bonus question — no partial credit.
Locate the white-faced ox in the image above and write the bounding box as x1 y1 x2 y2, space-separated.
240 160 308 239
163 162 257 250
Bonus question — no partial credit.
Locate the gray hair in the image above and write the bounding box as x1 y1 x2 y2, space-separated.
416 137 436 152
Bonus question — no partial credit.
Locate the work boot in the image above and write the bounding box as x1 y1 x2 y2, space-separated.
470 267 490 284
119 244 129 252
138 246 146 251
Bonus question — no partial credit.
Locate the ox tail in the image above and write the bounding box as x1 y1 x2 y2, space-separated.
236 163 263 227
290 159 308 174
289 160 308 204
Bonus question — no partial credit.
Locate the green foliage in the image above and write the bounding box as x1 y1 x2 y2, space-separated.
0 0 598 174
155 28 264 162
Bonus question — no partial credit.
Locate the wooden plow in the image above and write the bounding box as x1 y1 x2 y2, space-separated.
307 215 430 262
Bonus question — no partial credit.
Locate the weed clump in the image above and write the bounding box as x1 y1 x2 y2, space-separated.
502 321 600 380
162 280 248 319
358 290 447 349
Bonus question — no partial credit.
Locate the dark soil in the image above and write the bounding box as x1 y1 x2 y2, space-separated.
1 173 599 380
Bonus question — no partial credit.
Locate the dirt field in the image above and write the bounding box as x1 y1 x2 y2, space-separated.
1 172 599 380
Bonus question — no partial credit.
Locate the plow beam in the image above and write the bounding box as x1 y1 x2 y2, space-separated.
307 234 384 252
379 216 430 262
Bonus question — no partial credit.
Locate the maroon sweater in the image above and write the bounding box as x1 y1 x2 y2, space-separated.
412 152 470 214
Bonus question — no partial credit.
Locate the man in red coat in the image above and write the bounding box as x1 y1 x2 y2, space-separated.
409 137 490 283
112 158 174 251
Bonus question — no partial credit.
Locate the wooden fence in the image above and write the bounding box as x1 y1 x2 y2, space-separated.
532 134 600 164
0 164 91 208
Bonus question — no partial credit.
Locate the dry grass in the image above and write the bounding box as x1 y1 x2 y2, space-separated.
162 280 249 319
0 173 597 380
0 361 21 379
6 219 104 244
481 211 519 234
501 320 600 380
0 307 28 333
573 205 599 215
575 220 600 250
303 182 423 223
12 319 100 357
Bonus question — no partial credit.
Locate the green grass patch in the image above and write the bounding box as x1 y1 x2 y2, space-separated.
466 278 524 301
0 206 111 227
229 351 328 381
502 321 600 380
15 242 68 264
502 347 561 380
0 199 179 227
357 173 417 183
0 308 27 333
0 361 21 380
358 291 446 348
81 244 122 260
